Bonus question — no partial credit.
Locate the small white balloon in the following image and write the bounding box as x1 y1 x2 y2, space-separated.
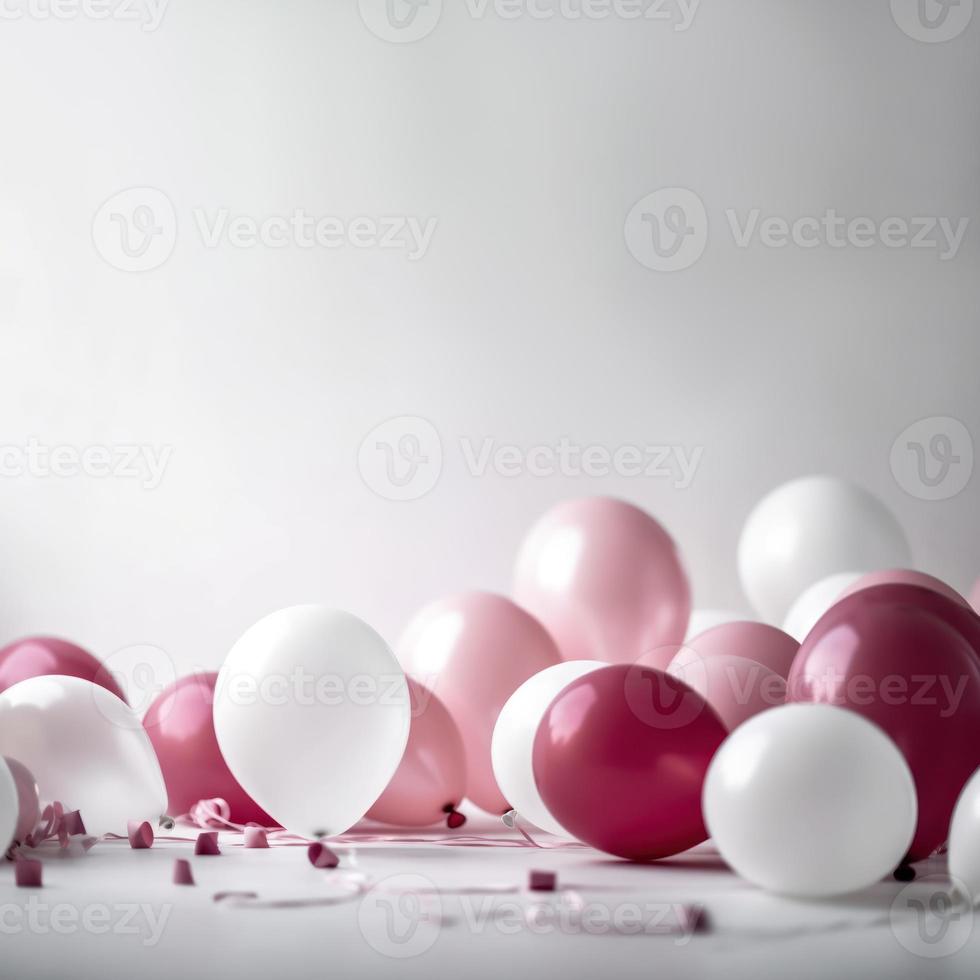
704 703 917 897
0 758 17 854
781 571 864 642
738 476 910 623
491 661 606 837
0 675 167 836
685 609 749 641
214 605 410 838
949 767 980 906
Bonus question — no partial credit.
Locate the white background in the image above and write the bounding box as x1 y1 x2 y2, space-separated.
0 0 977 682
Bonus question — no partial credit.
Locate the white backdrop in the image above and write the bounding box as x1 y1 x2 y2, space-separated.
0 0 977 688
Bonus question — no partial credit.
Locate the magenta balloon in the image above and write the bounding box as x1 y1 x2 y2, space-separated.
788 587 980 861
3 757 40 844
143 672 274 825
840 569 969 608
367 679 466 827
399 592 561 814
514 498 690 664
684 621 800 680
533 665 726 860
0 636 127 703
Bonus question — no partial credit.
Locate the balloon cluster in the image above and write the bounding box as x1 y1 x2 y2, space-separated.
1 477 979 907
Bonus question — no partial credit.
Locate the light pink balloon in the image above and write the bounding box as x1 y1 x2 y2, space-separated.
683 621 800 680
840 569 969 608
666 649 786 731
3 757 40 844
399 592 561 814
513 498 690 664
366 679 467 827
971 578 980 615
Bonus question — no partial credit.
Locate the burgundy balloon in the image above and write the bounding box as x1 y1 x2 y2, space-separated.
788 585 980 861
0 636 127 702
967 577 980 616
839 569 969 609
143 672 274 825
4 756 40 844
367 679 467 827
533 665 727 861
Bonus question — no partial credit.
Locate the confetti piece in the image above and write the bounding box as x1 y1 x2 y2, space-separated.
308 842 339 869
15 858 43 888
128 820 154 849
213 891 259 902
195 832 221 856
529 870 557 892
61 811 86 836
244 826 269 849
173 859 195 885
445 807 467 830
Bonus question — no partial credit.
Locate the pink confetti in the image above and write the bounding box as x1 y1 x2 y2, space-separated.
307 842 339 869
445 808 467 830
15 858 43 888
195 832 221 856
61 810 86 836
173 859 195 885
128 820 154 849
529 870 557 892
244 826 269 849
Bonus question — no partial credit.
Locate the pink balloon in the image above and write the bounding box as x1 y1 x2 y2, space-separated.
399 592 561 814
788 585 980 861
367 679 467 827
0 636 127 703
533 665 726 861
666 649 786 731
680 621 800 680
840 569 969 608
514 498 690 664
3 757 40 844
143 672 274 825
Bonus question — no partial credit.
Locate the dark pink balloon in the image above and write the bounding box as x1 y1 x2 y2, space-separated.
840 569 969 608
968 578 980 615
533 665 726 861
514 498 690 664
143 672 274 826
681 621 799 680
0 636 127 702
4 757 40 844
399 593 561 814
367 679 467 827
788 586 980 861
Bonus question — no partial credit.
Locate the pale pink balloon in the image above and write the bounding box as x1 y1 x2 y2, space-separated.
3 757 40 844
840 569 969 608
683 621 800 680
366 679 467 827
971 578 980 615
666 649 786 732
513 498 690 664
398 592 561 814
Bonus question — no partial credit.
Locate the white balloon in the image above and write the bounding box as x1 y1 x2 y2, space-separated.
0 675 167 836
704 703 917 897
781 571 864 642
738 476 910 623
491 661 606 837
214 605 410 838
0 757 17 854
949 767 980 906
685 609 749 641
